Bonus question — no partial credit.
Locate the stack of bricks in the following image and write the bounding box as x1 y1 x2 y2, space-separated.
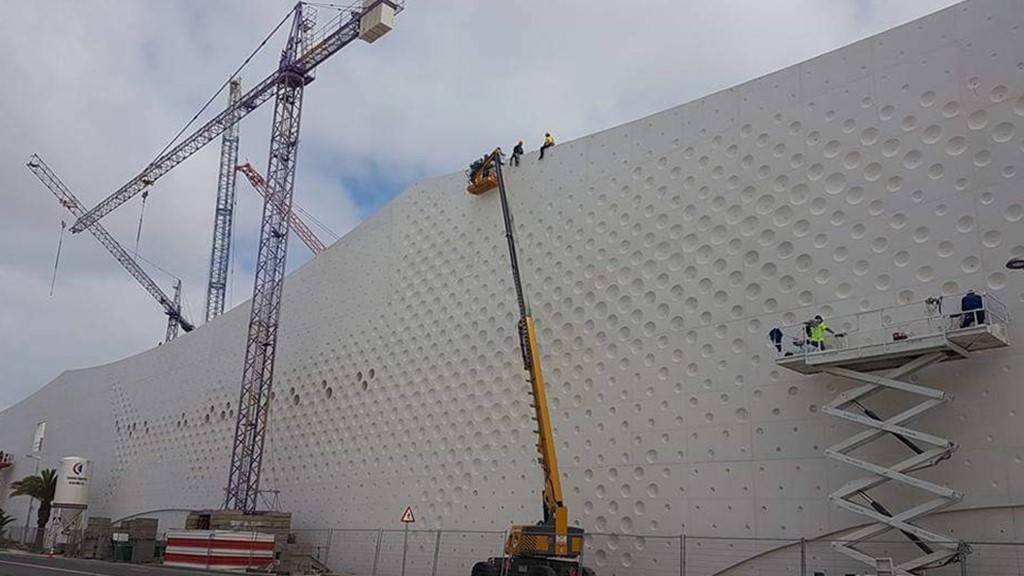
80 516 112 560
116 518 158 563
277 541 315 575
186 510 292 537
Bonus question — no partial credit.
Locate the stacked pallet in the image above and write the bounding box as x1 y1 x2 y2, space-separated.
277 541 315 575
80 516 112 560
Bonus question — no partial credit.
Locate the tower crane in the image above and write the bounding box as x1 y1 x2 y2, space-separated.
26 154 194 340
68 0 401 235
50 0 399 514
235 162 325 255
466 150 593 576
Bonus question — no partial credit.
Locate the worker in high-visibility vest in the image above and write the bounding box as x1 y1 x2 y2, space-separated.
808 315 835 350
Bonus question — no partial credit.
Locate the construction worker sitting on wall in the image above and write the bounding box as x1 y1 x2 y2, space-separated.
807 315 835 350
539 132 555 160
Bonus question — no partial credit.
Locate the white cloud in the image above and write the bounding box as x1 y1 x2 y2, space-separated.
0 0 959 410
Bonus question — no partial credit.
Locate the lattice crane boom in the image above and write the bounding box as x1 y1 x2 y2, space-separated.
26 154 194 334
204 78 243 323
70 0 403 234
236 162 326 255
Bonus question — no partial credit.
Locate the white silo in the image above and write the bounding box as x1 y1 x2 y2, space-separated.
53 457 91 510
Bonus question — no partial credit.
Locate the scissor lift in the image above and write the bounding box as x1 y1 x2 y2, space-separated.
776 295 1011 575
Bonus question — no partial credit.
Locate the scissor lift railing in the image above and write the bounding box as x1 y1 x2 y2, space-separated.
774 293 1011 575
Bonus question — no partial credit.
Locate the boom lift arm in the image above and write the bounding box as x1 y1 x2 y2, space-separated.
26 154 194 334
469 150 588 576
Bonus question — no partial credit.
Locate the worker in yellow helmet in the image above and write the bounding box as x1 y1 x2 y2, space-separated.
539 132 555 160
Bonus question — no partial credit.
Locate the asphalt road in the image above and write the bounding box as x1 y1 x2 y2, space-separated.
0 552 229 576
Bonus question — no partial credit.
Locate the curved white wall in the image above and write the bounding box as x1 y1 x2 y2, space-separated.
2 0 1024 571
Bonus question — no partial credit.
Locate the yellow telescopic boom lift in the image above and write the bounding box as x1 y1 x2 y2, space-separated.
467 149 594 576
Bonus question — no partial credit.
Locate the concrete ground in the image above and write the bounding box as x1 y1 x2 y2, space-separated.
0 551 231 576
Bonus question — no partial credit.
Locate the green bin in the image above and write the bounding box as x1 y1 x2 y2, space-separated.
111 542 133 562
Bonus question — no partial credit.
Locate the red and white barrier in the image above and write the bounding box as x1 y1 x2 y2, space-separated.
164 530 275 572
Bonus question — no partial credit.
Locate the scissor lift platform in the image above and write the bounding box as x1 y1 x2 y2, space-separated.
777 322 1009 375
774 294 1011 576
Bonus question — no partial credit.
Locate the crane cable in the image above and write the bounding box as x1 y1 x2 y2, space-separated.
150 6 297 163
49 220 67 297
133 190 149 258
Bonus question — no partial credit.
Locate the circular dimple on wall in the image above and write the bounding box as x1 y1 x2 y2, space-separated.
789 183 809 205
956 216 975 233
988 272 1007 290
937 241 954 257
974 149 992 167
946 136 967 156
983 230 1002 248
861 127 880 145
1006 204 1023 222
992 121 1015 143
903 149 923 169
825 172 847 194
943 101 961 118
968 109 990 130
864 162 883 181
922 124 942 144
881 138 901 157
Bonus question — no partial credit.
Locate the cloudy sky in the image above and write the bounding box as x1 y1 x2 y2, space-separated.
0 0 959 410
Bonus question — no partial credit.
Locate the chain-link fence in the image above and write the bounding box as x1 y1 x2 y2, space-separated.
9 522 1023 574
289 529 1023 576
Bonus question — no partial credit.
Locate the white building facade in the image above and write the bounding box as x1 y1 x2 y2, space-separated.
2 1 1024 573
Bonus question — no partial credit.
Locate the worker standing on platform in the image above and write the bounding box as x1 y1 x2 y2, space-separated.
808 315 835 350
959 290 986 327
511 140 524 166
539 132 555 160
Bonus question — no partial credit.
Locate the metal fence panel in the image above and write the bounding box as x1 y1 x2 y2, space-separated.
373 529 438 576
291 528 333 564
585 533 680 576
326 529 384 575
433 530 505 575
686 536 802 576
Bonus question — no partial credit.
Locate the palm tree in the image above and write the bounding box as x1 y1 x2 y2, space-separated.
0 508 15 542
9 468 57 550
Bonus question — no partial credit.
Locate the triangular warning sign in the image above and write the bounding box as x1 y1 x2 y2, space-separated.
400 506 415 523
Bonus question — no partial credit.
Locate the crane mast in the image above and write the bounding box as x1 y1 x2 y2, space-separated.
26 154 194 336
236 162 326 255
223 0 399 512
222 4 311 513
204 78 243 323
